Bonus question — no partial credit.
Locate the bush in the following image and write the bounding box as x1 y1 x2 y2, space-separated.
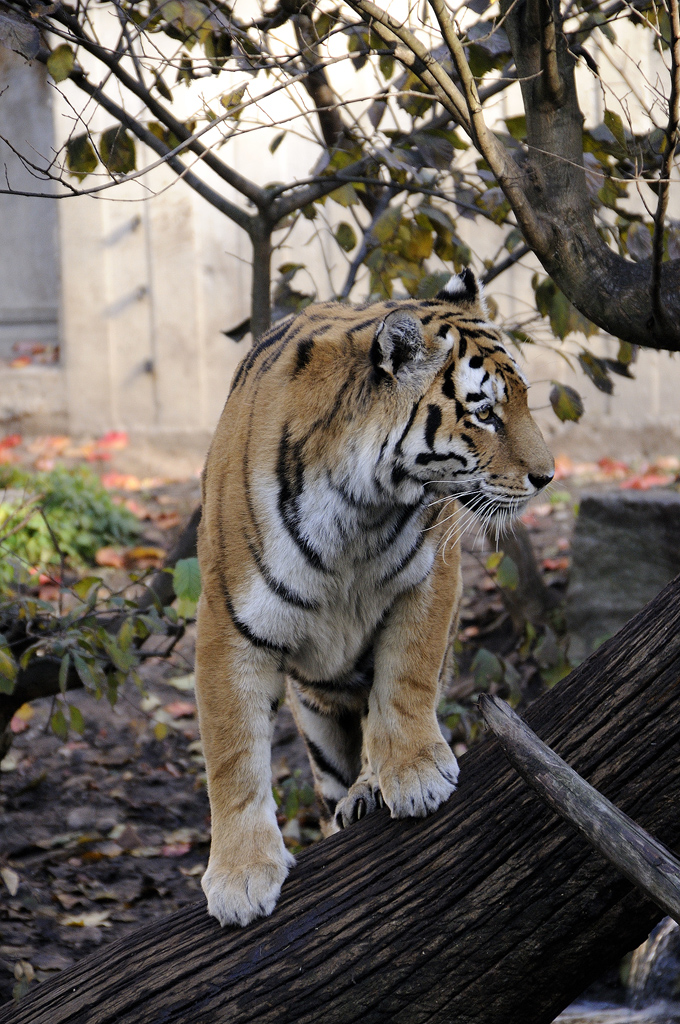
0 465 140 587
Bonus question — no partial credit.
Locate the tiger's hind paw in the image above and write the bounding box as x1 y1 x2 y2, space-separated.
334 773 384 831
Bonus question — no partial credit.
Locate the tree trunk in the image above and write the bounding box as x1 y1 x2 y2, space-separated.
3 574 680 1024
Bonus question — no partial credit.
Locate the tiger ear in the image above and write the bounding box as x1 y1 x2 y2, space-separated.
371 311 425 379
437 268 487 315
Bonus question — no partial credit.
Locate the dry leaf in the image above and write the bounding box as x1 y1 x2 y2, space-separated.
60 910 111 927
1 867 19 896
95 547 126 569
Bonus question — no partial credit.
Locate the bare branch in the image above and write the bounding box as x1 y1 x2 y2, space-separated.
652 0 680 330
69 68 256 233
427 0 551 254
344 0 472 129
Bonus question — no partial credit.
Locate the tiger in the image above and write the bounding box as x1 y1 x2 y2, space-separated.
195 268 554 928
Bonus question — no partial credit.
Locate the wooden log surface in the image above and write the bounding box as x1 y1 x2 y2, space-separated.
479 694 680 923
2 574 680 1024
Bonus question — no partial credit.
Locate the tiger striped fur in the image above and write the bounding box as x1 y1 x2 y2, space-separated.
196 269 554 927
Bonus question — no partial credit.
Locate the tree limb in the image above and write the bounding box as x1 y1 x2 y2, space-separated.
480 694 680 924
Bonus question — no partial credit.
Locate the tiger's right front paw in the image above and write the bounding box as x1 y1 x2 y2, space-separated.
202 847 295 928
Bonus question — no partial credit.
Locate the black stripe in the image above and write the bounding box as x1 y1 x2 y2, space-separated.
395 398 422 454
442 363 456 400
424 404 442 449
372 502 420 555
219 572 289 653
469 355 484 369
277 427 327 572
458 335 467 359
379 530 427 586
415 450 468 466
231 318 292 390
293 337 314 375
306 738 352 788
246 538 319 610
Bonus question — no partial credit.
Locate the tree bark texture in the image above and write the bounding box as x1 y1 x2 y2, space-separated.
2 574 680 1024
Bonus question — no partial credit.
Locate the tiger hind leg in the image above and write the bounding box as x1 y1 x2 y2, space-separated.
285 679 372 835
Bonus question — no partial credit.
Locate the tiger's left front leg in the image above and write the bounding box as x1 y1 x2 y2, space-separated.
195 595 294 927
367 551 462 819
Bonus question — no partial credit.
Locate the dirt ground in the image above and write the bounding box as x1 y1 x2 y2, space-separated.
1 435 678 1009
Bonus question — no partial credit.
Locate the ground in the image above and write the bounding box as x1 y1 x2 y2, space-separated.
0 433 678 1010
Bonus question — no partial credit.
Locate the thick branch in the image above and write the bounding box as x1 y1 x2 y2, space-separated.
499 0 680 350
480 694 680 924
344 0 472 129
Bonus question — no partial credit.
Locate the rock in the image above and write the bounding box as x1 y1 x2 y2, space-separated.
628 918 680 1010
567 490 680 661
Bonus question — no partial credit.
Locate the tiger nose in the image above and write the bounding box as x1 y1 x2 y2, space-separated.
528 472 554 491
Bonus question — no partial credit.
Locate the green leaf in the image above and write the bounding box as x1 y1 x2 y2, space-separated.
334 222 357 252
496 555 519 591
117 618 134 653
328 183 359 208
0 646 17 690
66 134 99 181
73 653 97 690
269 132 285 154
47 44 75 84
220 85 246 119
51 707 69 742
100 127 136 175
73 576 102 600
379 54 394 80
416 272 451 298
504 115 526 141
617 340 638 367
471 648 503 688
533 277 597 340
604 109 627 151
372 204 402 243
154 74 173 101
504 227 524 253
578 352 614 394
69 704 85 735
549 383 584 422
173 557 202 602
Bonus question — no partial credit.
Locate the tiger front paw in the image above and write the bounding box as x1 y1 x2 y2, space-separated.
377 741 459 819
202 843 295 927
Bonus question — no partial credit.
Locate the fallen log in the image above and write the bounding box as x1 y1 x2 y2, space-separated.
2 574 680 1024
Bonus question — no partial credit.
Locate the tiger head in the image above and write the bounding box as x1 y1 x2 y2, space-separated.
370 269 554 527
